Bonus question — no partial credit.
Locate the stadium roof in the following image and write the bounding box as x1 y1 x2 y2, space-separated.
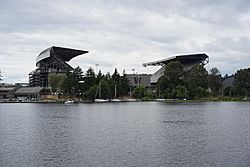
14 87 43 95
142 53 208 67
36 46 88 65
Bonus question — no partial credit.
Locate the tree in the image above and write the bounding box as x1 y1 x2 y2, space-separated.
83 67 96 92
48 74 65 93
60 67 84 97
133 86 147 99
185 64 209 99
86 85 98 102
119 71 130 96
72 66 84 97
209 68 222 96
157 61 185 98
234 68 250 96
61 71 74 96
157 75 171 98
193 87 206 99
172 85 188 99
111 68 121 97
164 61 185 89
96 70 104 84
99 79 111 99
112 68 120 84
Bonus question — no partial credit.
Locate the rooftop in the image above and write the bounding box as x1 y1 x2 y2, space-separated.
14 87 43 94
142 53 208 67
36 46 89 65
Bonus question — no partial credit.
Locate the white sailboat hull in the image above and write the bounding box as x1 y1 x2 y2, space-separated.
95 99 109 103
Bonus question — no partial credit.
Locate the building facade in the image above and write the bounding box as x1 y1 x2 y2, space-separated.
126 74 151 88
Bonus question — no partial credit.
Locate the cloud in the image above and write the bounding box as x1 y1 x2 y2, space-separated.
0 0 250 83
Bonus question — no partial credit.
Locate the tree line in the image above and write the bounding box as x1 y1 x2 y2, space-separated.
156 61 222 99
225 68 250 97
48 67 130 101
156 61 250 100
49 62 250 101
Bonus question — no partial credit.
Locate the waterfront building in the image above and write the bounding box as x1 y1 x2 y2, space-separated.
14 87 44 101
29 46 88 87
0 87 16 100
142 53 209 85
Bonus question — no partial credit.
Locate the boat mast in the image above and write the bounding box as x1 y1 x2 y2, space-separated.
99 81 101 99
115 85 117 98
0 69 2 83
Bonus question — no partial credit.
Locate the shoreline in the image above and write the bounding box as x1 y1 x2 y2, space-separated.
1 98 249 104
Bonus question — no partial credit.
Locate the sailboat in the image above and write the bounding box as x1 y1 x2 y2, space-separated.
111 85 122 102
94 81 109 103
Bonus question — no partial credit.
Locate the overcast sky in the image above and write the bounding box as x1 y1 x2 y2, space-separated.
1 0 250 83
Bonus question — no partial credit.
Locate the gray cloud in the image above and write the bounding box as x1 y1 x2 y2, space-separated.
0 0 250 83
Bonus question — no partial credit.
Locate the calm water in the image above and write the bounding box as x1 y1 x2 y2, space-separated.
0 102 250 167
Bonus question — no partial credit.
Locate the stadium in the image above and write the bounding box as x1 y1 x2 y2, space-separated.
142 53 209 85
29 46 88 87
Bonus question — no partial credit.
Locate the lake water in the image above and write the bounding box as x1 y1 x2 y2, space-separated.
0 102 250 167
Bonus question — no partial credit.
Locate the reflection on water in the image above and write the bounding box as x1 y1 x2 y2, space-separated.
1 102 250 167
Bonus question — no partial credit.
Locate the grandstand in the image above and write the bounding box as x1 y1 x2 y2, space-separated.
143 53 209 84
29 46 88 87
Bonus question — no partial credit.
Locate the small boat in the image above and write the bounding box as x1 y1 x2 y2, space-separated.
64 100 74 104
94 99 109 103
155 99 166 101
126 98 137 102
111 99 122 102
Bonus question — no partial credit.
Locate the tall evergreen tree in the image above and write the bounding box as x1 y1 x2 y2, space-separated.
120 70 130 96
208 67 222 96
111 68 121 97
234 68 250 96
164 61 185 89
96 70 104 84
157 61 185 98
61 70 74 96
185 64 209 99
83 67 96 91
72 66 84 97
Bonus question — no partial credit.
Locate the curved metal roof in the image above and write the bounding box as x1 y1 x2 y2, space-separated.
36 46 88 65
142 53 208 67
